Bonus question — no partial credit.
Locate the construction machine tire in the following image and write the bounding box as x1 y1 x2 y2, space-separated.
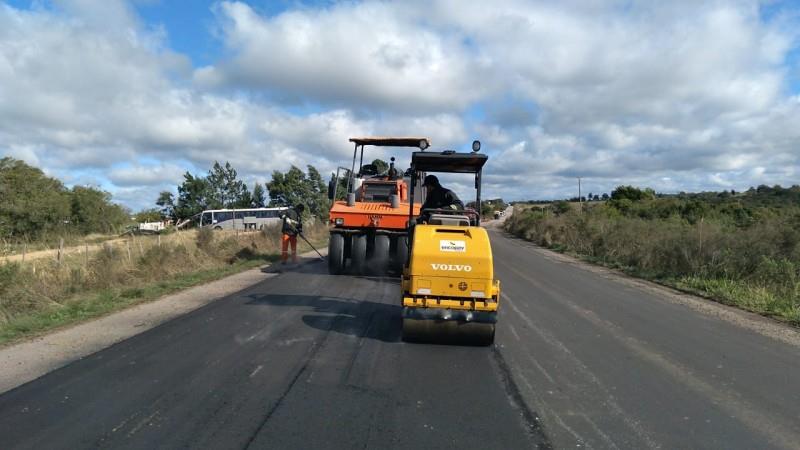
328 233 345 274
394 236 408 272
350 233 367 274
372 235 390 274
402 318 495 346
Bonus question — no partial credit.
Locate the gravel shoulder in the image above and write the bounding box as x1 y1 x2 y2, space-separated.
0 250 323 394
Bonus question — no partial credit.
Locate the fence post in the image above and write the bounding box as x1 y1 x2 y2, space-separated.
157 234 161 247
58 238 64 265
85 242 89 268
22 243 26 264
698 216 704 252
126 240 132 264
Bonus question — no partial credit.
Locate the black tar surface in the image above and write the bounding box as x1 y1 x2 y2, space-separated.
2 231 799 449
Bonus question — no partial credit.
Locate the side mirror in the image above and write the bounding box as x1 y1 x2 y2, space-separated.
472 140 481 152
328 179 335 200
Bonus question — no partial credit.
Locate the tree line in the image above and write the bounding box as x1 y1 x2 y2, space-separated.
0 157 334 241
0 157 129 240
155 158 399 222
155 161 331 221
505 183 800 325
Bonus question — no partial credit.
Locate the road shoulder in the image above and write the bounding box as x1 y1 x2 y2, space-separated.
497 231 800 349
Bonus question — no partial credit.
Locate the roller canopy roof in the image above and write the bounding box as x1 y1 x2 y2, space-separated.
411 151 488 173
349 137 430 148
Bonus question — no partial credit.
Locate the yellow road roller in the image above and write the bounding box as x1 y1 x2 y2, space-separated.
400 140 500 345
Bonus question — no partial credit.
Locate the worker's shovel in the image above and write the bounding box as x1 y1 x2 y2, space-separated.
297 231 325 261
284 219 325 261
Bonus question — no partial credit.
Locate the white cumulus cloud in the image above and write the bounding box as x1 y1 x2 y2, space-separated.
0 0 799 209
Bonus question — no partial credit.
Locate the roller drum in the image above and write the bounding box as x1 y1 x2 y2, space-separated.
402 318 495 346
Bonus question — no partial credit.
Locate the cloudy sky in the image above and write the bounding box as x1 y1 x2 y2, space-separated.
1 0 799 210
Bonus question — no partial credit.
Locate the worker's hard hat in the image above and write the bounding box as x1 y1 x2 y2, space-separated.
422 175 439 187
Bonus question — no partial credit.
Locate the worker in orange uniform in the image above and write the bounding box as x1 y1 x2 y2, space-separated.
280 204 304 264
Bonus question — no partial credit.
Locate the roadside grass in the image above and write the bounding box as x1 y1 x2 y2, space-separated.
0 224 328 346
505 205 800 326
674 276 800 324
0 230 122 257
0 258 274 345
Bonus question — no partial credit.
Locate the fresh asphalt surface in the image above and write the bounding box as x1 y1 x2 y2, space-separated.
2 231 800 449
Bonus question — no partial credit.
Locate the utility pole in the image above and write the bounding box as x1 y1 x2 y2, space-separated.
577 177 582 213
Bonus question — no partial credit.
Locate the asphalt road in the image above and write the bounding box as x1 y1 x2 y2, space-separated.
1 230 799 449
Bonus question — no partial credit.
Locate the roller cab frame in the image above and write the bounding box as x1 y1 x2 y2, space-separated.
327 137 429 275
401 141 501 345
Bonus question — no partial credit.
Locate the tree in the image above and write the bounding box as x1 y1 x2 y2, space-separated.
134 208 163 223
206 161 250 208
0 158 131 238
70 186 129 234
371 159 389 174
156 191 175 219
268 167 300 207
0 157 71 239
268 165 330 219
169 162 256 220
601 193 610 201
252 183 267 208
487 198 507 210
329 171 350 201
175 172 213 220
611 185 656 202
236 188 253 209
305 165 329 218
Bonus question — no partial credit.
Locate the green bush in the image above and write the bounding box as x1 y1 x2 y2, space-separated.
505 198 800 325
1 157 129 240
552 200 571 216
196 227 215 251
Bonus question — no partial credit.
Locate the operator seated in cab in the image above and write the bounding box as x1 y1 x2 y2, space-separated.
418 175 465 225
422 175 464 211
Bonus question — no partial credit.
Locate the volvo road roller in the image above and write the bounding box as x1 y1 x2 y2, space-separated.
327 137 428 275
400 140 500 345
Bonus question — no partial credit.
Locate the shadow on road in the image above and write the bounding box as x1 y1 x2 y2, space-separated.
245 294 402 343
